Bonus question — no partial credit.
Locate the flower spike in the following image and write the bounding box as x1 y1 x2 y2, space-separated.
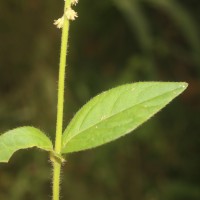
54 16 64 29
71 0 78 6
65 7 78 21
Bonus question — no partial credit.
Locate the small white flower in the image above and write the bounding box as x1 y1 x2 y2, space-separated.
71 0 78 6
54 16 64 29
65 7 78 21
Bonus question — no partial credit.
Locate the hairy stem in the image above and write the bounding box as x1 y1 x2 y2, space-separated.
53 1 71 200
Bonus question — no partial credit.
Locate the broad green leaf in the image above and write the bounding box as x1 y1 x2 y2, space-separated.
0 126 53 163
62 82 187 153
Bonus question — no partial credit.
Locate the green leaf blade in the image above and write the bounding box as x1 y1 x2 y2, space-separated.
0 126 53 163
62 82 188 153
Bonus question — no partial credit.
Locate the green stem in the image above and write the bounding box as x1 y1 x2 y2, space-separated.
53 1 71 200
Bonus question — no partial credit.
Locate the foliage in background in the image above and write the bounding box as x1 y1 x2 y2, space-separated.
0 0 200 199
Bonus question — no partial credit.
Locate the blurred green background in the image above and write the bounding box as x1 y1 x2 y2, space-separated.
0 0 200 199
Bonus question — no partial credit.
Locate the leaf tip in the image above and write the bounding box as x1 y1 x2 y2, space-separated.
180 82 188 89
176 82 188 92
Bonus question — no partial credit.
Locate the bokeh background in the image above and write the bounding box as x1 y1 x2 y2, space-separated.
0 0 200 199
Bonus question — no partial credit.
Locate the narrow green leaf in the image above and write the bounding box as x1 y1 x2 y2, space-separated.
0 126 53 163
62 82 188 153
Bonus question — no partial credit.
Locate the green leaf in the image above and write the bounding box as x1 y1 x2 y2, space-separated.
0 126 53 163
62 82 188 153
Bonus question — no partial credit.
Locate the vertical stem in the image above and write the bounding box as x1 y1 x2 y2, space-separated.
55 1 70 154
53 1 71 200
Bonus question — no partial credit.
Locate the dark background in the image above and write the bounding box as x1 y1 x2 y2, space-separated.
0 0 200 199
